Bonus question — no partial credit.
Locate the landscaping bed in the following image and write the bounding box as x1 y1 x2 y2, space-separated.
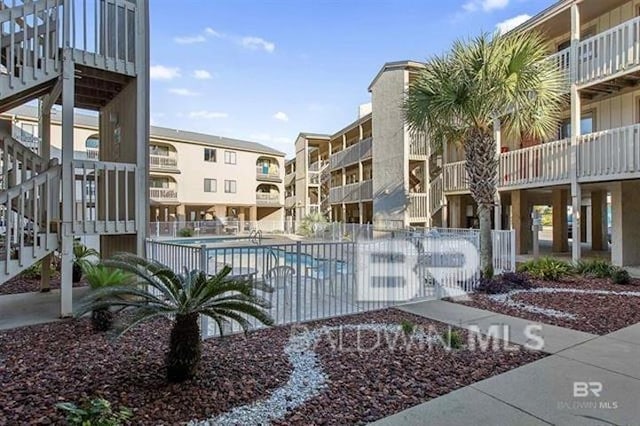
453 275 640 335
0 309 544 425
0 276 86 295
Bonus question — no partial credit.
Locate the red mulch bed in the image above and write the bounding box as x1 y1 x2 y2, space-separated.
274 309 544 425
0 309 544 425
453 276 640 335
0 276 87 295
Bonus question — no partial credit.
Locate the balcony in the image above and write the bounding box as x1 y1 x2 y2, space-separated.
150 154 179 172
256 192 282 206
329 179 373 204
330 137 372 170
149 187 178 203
285 172 295 186
548 15 640 90
256 166 282 182
86 148 99 160
442 123 640 193
408 194 429 221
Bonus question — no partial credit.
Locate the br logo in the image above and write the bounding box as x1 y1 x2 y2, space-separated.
355 237 480 302
573 382 603 397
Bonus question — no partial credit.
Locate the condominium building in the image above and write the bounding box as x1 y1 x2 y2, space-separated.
291 61 441 229
2 105 286 231
440 0 640 266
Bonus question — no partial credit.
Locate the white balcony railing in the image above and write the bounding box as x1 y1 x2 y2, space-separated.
442 124 640 192
256 192 281 205
549 47 571 90
408 193 429 220
86 148 99 160
577 15 640 86
499 138 571 188
150 154 178 169
149 187 178 201
578 123 640 181
429 174 443 215
330 137 372 170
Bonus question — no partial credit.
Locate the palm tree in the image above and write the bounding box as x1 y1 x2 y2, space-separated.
298 211 328 237
405 31 565 277
75 254 274 382
82 263 132 331
73 242 99 283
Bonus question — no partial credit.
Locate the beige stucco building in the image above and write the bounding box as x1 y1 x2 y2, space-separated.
2 105 286 232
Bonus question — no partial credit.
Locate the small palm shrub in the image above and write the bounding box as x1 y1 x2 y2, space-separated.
73 242 99 283
476 272 532 294
574 259 613 278
76 254 274 382
20 261 42 280
56 398 132 425
178 227 194 237
297 212 328 237
517 257 573 281
441 329 463 350
611 267 631 285
83 264 132 331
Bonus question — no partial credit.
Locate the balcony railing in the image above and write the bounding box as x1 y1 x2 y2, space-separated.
547 15 640 88
442 124 640 192
330 137 372 170
256 166 281 181
329 179 373 204
86 148 99 160
408 193 429 220
150 154 178 170
256 192 281 205
285 195 296 208
150 187 178 201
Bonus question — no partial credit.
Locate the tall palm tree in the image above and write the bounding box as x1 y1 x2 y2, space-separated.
75 254 274 382
405 31 565 277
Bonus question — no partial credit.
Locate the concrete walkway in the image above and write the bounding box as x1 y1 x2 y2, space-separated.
374 300 640 425
0 287 88 330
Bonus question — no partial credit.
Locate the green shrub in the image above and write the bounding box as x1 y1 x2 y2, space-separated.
517 257 573 281
56 398 132 426
20 261 42 280
574 259 613 278
441 329 463 350
297 212 328 237
611 267 631 285
178 227 194 237
400 319 415 335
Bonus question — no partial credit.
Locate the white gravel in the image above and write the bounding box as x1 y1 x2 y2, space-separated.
189 323 442 426
488 287 640 319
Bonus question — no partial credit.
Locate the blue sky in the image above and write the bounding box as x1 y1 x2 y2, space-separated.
149 0 556 157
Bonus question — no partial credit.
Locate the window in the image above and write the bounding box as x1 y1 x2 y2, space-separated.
224 150 236 164
224 180 237 193
560 113 594 139
150 178 171 188
204 178 217 193
204 148 217 162
150 144 170 156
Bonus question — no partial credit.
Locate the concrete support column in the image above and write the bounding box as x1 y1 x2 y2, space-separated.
176 204 186 222
249 205 257 222
512 190 532 255
552 188 569 252
611 181 640 266
341 204 347 223
591 190 607 251
358 202 363 224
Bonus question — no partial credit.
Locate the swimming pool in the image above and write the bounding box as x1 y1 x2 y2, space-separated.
167 236 263 246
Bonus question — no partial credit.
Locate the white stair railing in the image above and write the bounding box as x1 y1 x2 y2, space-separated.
0 134 49 190
0 161 60 272
0 0 62 96
429 173 443 215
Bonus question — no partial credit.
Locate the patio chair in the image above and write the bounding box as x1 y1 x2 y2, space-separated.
264 265 296 310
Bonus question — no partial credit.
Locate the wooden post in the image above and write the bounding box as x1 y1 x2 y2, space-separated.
39 97 52 292
570 3 582 263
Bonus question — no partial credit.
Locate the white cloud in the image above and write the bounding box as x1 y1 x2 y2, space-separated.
150 65 181 80
464 0 510 13
496 14 531 34
205 27 223 38
240 36 275 53
189 110 229 119
193 69 213 80
169 88 199 97
273 111 289 122
174 35 207 44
